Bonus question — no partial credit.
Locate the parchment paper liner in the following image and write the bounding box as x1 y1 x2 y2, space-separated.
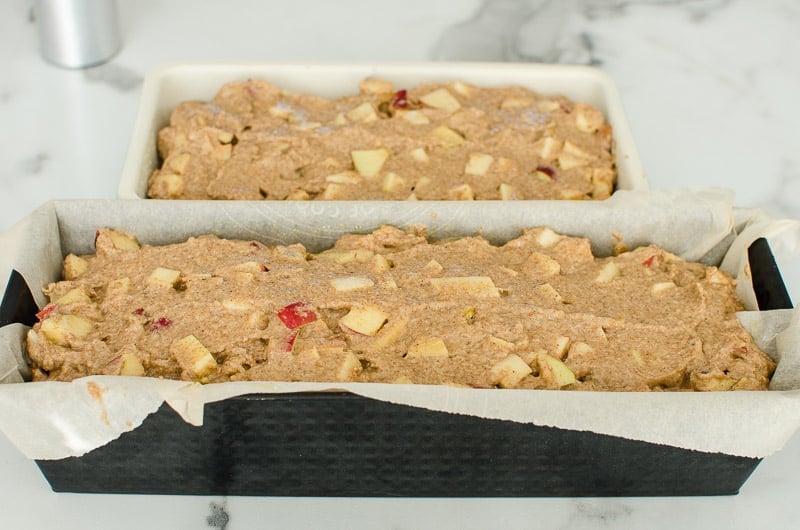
1 188 798 459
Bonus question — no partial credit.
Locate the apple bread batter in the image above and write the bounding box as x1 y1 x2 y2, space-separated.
26 227 774 391
148 78 616 201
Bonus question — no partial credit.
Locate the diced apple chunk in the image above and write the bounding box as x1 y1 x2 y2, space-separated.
330 276 375 292
558 153 590 170
103 228 141 251
500 97 533 109
398 110 430 124
232 261 267 274
168 153 191 173
533 227 563 248
595 262 621 283
415 176 432 189
351 148 390 176
651 281 676 295
106 277 131 297
326 171 362 184
532 283 563 303
431 126 465 147
422 259 444 275
146 267 182 288
409 148 429 162
592 179 613 199
170 335 217 378
447 183 476 200
151 173 186 198
40 315 94 346
559 188 585 200
63 254 89 280
498 183 519 200
286 189 311 200
340 305 388 336
317 249 375 264
464 153 494 176
568 341 595 360
55 287 91 306
370 254 392 273
420 88 461 113
524 252 562 277
537 354 577 388
451 81 474 97
553 336 571 359
346 102 378 123
490 354 533 388
488 336 515 351
333 113 347 126
336 352 363 381
369 316 409 350
706 268 732 285
120 353 145 377
562 140 593 159
429 276 500 298
382 172 408 193
531 137 562 160
321 183 345 199
406 337 449 358
691 371 736 391
359 78 394 94
573 103 605 133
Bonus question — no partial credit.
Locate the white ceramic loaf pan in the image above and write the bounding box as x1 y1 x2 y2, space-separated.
118 61 647 199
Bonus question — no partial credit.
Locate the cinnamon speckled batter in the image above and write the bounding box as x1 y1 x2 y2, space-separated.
26 227 774 391
148 78 615 201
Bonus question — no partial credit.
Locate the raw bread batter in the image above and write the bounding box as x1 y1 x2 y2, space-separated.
148 78 616 201
26 226 774 391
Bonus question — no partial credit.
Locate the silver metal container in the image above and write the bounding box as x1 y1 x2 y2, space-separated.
35 0 121 68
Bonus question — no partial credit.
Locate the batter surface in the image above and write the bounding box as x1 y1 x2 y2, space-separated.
148 78 616 201
26 227 774 391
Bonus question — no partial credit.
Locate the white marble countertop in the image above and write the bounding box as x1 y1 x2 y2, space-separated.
1 0 799 528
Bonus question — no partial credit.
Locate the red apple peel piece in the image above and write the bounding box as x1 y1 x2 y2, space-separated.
150 317 172 332
392 89 409 109
642 255 660 267
36 304 56 321
284 329 299 352
277 301 317 329
536 165 557 180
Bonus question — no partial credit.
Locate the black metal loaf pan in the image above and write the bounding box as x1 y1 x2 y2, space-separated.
0 238 792 497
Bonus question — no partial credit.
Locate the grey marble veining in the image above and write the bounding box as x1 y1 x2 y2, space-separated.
430 0 800 226
206 500 230 530
433 0 585 63
432 0 733 64
82 63 143 92
567 499 636 528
